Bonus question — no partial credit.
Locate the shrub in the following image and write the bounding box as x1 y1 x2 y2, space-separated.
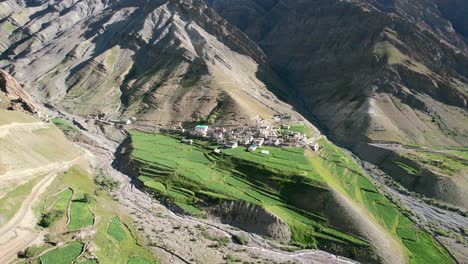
39 210 65 227
232 233 249 245
83 193 93 204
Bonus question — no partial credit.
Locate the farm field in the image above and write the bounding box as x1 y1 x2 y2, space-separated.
40 241 84 264
107 217 127 242
69 198 94 231
129 131 368 252
129 131 453 263
51 117 79 133
310 139 453 264
39 188 73 227
17 166 158 264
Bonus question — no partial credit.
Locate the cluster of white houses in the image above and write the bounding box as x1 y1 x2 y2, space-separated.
173 124 319 151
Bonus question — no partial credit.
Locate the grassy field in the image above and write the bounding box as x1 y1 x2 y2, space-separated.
127 257 155 264
39 188 73 227
407 151 467 177
394 161 421 175
69 198 94 231
107 217 127 242
312 139 453 264
129 131 453 263
280 124 314 137
53 189 73 211
30 166 158 264
40 241 84 264
129 131 367 251
51 117 79 132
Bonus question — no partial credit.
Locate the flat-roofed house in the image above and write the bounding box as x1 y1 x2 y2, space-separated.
248 144 258 152
195 125 209 137
225 141 239 149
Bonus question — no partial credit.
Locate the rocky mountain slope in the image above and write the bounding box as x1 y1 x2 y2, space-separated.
0 0 308 129
0 70 41 114
0 0 466 263
206 0 468 208
207 0 468 146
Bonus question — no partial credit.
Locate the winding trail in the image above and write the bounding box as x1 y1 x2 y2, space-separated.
0 159 77 264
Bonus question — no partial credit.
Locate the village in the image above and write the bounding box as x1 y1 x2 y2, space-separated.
170 123 320 154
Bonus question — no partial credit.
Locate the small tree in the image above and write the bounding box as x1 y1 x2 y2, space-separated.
83 193 93 204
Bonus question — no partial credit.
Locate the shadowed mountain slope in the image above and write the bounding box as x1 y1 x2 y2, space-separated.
206 0 468 208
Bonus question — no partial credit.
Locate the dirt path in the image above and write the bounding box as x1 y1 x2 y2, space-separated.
0 159 76 263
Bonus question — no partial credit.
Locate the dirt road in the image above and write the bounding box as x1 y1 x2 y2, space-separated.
0 160 76 263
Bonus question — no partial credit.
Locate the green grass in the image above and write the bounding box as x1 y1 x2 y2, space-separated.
312 139 453 264
408 151 467 176
2 22 16 35
39 188 73 227
175 202 205 216
41 241 84 264
127 257 155 264
107 217 127 242
394 161 421 175
129 131 366 251
51 166 157 264
79 260 98 264
281 124 314 137
69 200 94 231
51 117 79 132
54 188 73 211
21 243 55 258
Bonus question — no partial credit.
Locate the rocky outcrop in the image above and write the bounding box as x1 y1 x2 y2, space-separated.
207 201 291 242
355 143 468 208
0 70 40 114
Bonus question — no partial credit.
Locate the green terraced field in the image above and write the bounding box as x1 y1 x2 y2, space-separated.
41 241 84 264
69 199 94 231
107 217 127 242
54 188 73 212
129 131 453 263
313 139 453 264
51 117 79 132
129 131 366 251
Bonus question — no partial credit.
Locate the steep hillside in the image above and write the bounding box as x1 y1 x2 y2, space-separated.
0 70 41 114
0 0 466 263
0 0 308 129
207 0 468 207
207 0 468 147
0 84 156 264
120 131 458 264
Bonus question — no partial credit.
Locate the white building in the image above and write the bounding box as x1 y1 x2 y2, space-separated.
181 139 193 145
225 141 238 149
248 144 258 152
195 125 209 136
253 138 265 147
311 143 319 151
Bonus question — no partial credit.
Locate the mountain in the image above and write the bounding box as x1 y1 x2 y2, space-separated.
0 0 466 263
0 0 309 129
206 0 468 208
207 0 468 146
